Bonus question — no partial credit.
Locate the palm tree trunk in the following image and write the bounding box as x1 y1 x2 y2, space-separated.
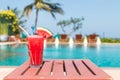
35 9 39 33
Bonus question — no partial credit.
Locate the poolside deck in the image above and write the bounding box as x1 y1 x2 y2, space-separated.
0 67 119 80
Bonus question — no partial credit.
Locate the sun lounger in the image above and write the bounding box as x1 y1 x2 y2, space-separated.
59 34 69 44
4 59 112 80
74 34 83 44
88 33 97 44
46 36 55 44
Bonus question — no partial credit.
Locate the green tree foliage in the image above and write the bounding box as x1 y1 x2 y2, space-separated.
7 6 27 35
57 20 70 33
57 17 84 34
101 38 120 43
0 10 19 35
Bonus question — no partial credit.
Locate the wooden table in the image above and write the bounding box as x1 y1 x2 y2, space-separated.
4 59 112 80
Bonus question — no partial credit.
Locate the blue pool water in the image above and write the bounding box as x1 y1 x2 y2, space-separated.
0 44 120 67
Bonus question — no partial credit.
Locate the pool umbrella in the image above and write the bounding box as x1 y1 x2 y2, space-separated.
37 27 53 38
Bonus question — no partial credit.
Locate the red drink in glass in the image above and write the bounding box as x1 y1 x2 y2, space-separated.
27 35 44 67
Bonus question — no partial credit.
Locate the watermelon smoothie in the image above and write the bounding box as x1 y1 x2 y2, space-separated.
27 35 44 67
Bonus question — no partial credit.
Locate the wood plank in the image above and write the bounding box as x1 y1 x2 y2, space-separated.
4 61 30 80
52 60 64 77
21 67 39 79
82 59 112 79
74 60 95 78
38 60 53 76
64 60 79 78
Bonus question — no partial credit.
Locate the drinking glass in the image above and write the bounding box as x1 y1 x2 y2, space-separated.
27 35 44 67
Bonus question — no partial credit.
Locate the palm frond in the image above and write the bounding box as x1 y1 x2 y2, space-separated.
35 0 42 3
44 2 64 14
40 4 52 11
7 6 10 10
50 12 56 19
22 3 34 17
13 8 20 16
18 20 27 25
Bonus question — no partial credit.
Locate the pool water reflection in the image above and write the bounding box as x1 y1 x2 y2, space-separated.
0 44 120 67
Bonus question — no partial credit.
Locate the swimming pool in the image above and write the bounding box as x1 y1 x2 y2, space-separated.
0 44 120 67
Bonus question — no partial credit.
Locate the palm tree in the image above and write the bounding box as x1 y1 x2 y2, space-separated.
22 0 64 33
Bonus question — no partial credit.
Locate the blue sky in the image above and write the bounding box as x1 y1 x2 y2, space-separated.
0 0 120 38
